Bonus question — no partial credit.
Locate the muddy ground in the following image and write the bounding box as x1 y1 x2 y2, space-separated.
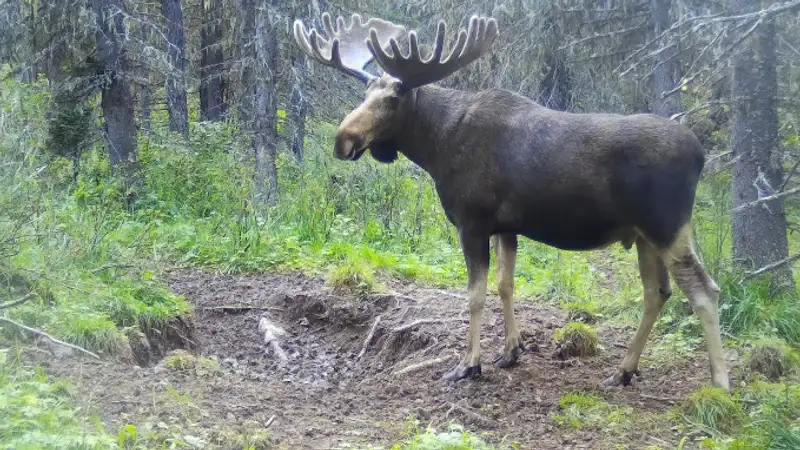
34 269 720 449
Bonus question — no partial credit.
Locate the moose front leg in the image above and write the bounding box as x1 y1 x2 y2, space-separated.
442 231 490 381
494 233 524 368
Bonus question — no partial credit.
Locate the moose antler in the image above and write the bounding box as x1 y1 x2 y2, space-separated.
293 12 406 84
367 15 499 91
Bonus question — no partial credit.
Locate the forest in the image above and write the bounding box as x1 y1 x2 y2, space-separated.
1 0 800 448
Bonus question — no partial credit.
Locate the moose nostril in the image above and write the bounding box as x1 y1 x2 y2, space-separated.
335 132 364 159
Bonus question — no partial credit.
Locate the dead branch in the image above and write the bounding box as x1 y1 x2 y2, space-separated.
392 318 463 333
732 186 800 212
199 305 284 312
447 401 494 426
670 100 727 122
0 293 34 310
258 317 288 361
265 415 276 428
393 355 454 376
640 393 681 403
357 315 381 360
0 317 100 359
744 253 800 280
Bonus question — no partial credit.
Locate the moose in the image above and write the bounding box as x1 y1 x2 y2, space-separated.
292 13 729 390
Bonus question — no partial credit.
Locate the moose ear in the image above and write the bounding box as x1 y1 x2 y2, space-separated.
369 139 399 163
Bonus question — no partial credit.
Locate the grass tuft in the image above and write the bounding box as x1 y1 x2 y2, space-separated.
743 338 799 381
326 260 384 296
163 350 221 377
552 322 599 357
680 386 745 435
552 392 631 431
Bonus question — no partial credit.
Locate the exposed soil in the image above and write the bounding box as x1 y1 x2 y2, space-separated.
32 269 719 449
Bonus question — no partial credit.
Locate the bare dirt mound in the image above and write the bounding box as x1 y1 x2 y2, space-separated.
38 269 713 449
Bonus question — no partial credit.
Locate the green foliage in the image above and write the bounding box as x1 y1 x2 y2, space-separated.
163 350 221 377
562 298 600 323
679 387 745 436
552 392 631 431
0 349 115 449
552 321 600 357
389 418 516 450
327 260 384 296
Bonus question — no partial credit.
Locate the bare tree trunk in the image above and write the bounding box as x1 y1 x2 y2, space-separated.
163 0 188 137
651 0 681 118
288 61 307 162
251 0 278 204
730 0 792 288
92 0 140 205
137 6 152 132
200 0 226 121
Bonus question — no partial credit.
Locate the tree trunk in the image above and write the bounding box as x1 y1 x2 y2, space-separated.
200 0 226 121
92 0 140 205
651 0 681 118
251 0 278 204
730 0 792 288
288 47 308 161
162 0 188 137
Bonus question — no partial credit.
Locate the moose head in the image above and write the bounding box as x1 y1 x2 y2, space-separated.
293 13 498 163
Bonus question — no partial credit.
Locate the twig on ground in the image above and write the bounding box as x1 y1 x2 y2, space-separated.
199 305 283 312
357 315 382 360
0 293 34 310
0 317 100 359
393 355 454 376
265 415 276 427
640 393 681 403
744 253 800 280
258 317 288 361
448 401 494 425
392 318 463 333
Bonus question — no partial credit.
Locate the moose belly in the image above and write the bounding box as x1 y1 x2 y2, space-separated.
496 202 626 251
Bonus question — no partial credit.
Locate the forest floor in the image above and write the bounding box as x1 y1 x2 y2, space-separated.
27 268 717 449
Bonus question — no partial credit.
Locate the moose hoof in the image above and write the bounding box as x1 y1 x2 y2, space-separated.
441 364 482 381
494 342 525 368
602 369 640 387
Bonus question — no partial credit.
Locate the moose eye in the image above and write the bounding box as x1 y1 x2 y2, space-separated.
387 96 400 110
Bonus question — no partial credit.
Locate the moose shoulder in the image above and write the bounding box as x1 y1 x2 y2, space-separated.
293 13 729 390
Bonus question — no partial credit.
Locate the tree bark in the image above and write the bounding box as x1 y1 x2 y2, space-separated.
730 0 792 288
92 0 140 205
162 0 189 137
288 61 308 162
238 0 278 204
200 0 226 121
651 0 681 118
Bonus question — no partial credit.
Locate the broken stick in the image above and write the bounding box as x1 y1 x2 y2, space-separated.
258 317 288 361
392 318 463 333
357 315 381 360
393 355 454 376
0 317 100 359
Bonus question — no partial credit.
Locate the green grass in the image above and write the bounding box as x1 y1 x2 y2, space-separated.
0 349 115 449
552 392 632 431
552 321 600 357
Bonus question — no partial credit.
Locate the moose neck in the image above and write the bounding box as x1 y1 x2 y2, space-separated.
394 84 476 179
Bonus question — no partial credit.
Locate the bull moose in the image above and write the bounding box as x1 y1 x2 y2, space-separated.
292 13 729 390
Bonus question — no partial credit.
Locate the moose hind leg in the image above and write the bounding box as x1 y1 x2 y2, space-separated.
605 237 672 387
494 233 524 368
442 232 490 381
663 225 729 390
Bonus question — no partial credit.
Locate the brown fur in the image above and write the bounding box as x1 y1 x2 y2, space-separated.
332 75 728 390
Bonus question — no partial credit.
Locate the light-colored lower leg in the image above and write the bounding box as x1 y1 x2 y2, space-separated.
496 234 522 367
606 238 671 386
442 233 490 381
663 225 729 390
464 266 489 368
